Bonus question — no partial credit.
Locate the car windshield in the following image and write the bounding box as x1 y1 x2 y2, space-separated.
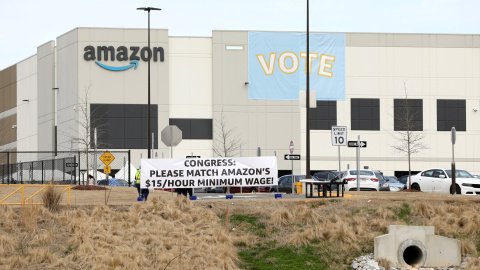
373 172 384 181
445 170 474 178
279 177 291 184
296 175 306 181
348 170 374 176
313 172 327 179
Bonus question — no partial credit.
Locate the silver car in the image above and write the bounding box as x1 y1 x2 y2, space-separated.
384 176 406 191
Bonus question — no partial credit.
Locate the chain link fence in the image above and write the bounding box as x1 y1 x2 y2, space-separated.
0 151 131 185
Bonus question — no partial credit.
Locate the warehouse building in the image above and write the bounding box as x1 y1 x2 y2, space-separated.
1 27 480 177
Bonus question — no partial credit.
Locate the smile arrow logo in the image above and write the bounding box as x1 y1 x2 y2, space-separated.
95 60 139 71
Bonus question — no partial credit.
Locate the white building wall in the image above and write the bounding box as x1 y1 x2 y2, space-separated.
168 37 213 158
73 27 170 167
302 34 480 176
6 29 480 177
56 29 79 153
16 55 37 154
37 41 55 159
212 31 302 174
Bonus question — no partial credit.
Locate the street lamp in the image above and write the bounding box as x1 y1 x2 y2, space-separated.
305 0 311 179
137 7 161 159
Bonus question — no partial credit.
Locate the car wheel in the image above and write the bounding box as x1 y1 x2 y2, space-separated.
250 187 256 194
450 185 461 195
411 183 421 191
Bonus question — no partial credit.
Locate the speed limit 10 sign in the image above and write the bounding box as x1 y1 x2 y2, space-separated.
331 126 347 146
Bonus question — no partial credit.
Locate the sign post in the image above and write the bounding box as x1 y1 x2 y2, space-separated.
348 141 367 148
161 125 182 158
289 140 294 194
99 151 115 166
100 150 115 185
331 126 347 171
451 127 456 195
356 136 360 192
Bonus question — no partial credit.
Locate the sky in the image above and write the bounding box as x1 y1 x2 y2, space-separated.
1 0 480 70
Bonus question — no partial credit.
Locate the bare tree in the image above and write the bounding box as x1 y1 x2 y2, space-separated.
69 84 109 183
391 82 428 189
212 110 242 157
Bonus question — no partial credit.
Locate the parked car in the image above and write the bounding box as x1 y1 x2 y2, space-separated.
312 171 343 190
222 186 270 194
193 187 216 193
343 169 380 191
384 176 407 191
410 168 480 195
373 171 390 191
96 179 130 187
397 175 409 185
398 174 420 187
269 174 306 193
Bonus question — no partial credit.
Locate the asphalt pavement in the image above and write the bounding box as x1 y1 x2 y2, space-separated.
190 192 347 200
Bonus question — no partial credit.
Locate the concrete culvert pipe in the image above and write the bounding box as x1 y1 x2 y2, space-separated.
375 225 461 268
397 239 426 267
403 245 423 265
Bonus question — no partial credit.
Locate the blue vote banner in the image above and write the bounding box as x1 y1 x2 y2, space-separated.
248 32 345 100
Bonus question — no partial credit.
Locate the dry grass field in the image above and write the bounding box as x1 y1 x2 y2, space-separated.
1 185 480 269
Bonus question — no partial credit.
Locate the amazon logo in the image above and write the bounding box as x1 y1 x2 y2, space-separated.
83 45 164 71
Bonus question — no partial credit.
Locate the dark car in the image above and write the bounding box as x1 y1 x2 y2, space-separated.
269 174 306 193
222 186 269 194
193 187 216 193
398 175 410 185
312 171 343 190
97 179 130 186
398 174 420 187
373 171 390 191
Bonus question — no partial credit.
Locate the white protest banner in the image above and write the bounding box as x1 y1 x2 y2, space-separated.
140 156 278 189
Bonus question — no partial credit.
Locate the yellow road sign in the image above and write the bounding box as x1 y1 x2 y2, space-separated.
104 166 111 174
100 151 115 166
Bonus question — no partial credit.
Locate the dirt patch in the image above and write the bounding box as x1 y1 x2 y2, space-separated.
71 185 109 190
398 189 422 192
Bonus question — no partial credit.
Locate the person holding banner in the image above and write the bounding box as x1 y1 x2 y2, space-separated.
142 184 150 201
136 165 149 201
135 165 142 198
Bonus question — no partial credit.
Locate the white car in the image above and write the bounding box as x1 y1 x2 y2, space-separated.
343 169 380 191
410 168 480 195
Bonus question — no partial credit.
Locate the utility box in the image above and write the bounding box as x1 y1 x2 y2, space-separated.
374 225 461 268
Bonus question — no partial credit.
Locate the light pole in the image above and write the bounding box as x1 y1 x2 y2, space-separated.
305 0 311 179
137 7 161 159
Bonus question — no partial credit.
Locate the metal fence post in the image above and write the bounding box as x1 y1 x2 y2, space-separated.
73 155 77 185
7 152 10 185
78 151 81 185
51 159 54 183
20 162 23 184
128 150 131 186
41 160 44 184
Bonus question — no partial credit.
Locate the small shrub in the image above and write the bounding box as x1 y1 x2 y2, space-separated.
20 205 38 232
42 181 63 212
392 203 412 224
